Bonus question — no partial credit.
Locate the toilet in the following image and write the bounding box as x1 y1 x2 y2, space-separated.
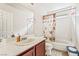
67 46 78 56
45 42 53 56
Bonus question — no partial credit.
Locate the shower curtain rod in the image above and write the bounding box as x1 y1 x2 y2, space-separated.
43 6 76 18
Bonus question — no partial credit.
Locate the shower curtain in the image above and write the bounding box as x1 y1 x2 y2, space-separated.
55 15 72 43
55 7 76 45
43 7 76 45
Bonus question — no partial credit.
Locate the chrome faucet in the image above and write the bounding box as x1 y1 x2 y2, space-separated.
21 37 27 41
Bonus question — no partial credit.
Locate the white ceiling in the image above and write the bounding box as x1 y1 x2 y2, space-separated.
7 3 75 15
21 3 75 15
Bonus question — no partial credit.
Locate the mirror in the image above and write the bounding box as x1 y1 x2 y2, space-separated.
0 4 34 39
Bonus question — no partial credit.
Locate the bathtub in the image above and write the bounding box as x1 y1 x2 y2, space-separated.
52 41 75 51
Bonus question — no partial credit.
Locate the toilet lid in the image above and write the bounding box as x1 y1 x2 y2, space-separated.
67 46 78 53
68 47 77 51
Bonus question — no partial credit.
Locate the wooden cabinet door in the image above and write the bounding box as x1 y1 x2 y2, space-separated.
23 47 35 56
36 41 45 56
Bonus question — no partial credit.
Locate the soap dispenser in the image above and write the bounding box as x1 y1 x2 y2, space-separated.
16 34 20 42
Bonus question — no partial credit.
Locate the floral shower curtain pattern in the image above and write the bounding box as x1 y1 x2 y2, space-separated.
43 6 76 43
43 13 56 42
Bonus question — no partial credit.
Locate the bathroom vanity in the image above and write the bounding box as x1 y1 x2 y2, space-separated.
0 37 45 56
17 40 45 56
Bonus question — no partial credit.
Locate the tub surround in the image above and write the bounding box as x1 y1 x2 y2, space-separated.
0 36 45 56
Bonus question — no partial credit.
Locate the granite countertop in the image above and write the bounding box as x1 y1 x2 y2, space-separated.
0 36 45 56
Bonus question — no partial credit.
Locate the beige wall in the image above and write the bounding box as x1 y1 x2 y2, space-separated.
33 11 43 36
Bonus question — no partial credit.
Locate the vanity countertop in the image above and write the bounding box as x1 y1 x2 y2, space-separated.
0 36 45 56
